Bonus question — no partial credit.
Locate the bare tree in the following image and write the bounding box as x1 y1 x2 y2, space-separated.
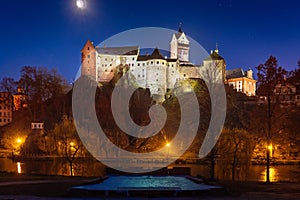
255 56 287 183
53 115 83 176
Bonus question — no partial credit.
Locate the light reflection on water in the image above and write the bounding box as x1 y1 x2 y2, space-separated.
0 158 299 181
17 162 22 174
262 167 278 182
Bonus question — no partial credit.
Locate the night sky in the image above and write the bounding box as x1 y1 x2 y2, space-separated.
0 0 299 82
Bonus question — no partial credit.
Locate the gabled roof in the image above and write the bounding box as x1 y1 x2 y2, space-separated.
137 48 166 61
151 48 164 59
175 32 183 39
226 68 245 79
81 40 95 52
95 46 139 55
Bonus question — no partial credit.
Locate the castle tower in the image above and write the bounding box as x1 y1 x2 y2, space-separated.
81 40 96 79
203 45 226 82
170 24 190 62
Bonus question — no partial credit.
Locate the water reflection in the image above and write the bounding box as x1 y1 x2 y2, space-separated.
0 158 299 182
262 167 278 182
17 162 22 174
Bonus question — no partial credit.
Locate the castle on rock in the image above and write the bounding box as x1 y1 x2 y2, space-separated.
81 27 256 100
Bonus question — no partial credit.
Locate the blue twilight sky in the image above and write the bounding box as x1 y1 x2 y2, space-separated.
0 0 299 83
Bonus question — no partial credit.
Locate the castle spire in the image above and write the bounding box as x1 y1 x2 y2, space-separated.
215 42 219 54
178 22 183 33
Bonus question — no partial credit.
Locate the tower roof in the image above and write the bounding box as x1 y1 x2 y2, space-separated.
178 22 183 33
204 51 224 61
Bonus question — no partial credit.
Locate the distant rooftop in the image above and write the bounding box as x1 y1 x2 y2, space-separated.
226 68 245 79
96 46 139 55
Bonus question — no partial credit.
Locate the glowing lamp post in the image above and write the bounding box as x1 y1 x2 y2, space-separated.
166 142 170 161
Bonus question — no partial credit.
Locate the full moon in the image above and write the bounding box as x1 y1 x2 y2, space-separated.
76 0 86 9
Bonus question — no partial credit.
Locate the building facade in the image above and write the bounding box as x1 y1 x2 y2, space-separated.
274 81 300 106
226 68 256 96
0 92 13 126
81 27 256 99
13 88 28 111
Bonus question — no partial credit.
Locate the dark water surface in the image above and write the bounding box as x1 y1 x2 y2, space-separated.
0 158 300 182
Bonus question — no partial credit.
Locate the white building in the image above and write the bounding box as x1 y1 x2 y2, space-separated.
81 26 255 100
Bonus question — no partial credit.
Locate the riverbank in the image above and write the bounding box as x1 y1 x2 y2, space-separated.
1 173 300 199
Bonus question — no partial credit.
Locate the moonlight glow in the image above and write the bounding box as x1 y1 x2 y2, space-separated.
76 0 86 9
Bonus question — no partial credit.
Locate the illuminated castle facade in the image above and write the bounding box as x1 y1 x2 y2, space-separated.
81 27 256 99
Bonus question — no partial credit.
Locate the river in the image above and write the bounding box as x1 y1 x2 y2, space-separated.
0 158 299 182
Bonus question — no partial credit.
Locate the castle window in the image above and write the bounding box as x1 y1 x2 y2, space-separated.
142 75 145 77
110 64 112 66
87 47 90 50
157 61 159 64
111 70 113 72
105 69 107 72
111 58 113 61
162 62 164 65
172 64 174 67
132 57 134 60
138 75 140 77
105 58 107 61
156 79 159 81
88 55 90 58
184 74 186 77
0 112 1 116
132 63 134 66
151 61 154 65
0 119 1 122
143 63 145 66
138 63 140 66
3 119 6 122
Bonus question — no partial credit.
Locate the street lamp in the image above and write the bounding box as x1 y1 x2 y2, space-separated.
166 142 170 147
166 142 170 161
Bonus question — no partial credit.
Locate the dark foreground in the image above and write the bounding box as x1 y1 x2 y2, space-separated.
0 173 300 199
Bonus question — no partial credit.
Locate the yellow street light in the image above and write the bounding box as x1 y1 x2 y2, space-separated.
166 142 170 147
16 138 22 144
